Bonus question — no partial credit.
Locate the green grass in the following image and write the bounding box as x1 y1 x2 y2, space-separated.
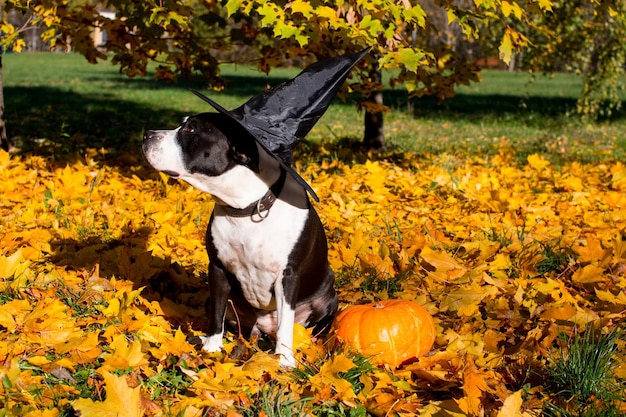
383 70 626 163
3 52 626 165
544 327 625 417
236 384 310 417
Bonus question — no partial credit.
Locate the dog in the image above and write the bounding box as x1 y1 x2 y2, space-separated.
142 113 338 367
142 49 368 367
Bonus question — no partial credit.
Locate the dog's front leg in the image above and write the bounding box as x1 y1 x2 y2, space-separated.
201 263 231 353
274 266 298 368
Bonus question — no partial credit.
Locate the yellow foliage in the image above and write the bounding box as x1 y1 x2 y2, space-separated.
0 147 624 416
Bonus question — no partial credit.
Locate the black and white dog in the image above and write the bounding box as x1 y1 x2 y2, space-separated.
143 113 337 367
142 50 368 367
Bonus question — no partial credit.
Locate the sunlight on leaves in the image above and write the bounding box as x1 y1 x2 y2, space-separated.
1 145 625 415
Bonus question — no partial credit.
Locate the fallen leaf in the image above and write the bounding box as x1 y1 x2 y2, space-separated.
73 370 144 417
497 389 524 417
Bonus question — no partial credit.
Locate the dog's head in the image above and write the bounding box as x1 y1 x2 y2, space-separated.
143 112 259 176
142 113 281 207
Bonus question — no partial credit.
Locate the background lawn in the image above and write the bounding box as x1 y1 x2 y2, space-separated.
4 52 625 166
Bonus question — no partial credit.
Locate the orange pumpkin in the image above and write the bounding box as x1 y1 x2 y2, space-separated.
332 299 436 367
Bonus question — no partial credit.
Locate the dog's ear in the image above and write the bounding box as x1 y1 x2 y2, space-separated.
229 140 260 172
232 148 254 168
210 114 259 172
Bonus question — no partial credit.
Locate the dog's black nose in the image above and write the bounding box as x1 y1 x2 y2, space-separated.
142 131 160 155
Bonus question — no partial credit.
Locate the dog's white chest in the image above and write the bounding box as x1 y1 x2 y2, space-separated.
210 201 308 309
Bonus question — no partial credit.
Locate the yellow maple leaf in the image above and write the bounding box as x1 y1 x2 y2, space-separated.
99 285 145 319
22 300 83 347
292 322 312 351
293 323 326 363
420 246 467 281
420 399 467 417
501 0 513 17
99 297 121 318
595 288 626 305
499 29 514 64
497 389 524 417
535 278 577 304
1 357 23 389
288 0 314 18
101 334 149 370
439 282 499 316
55 331 102 366
241 351 281 380
148 328 194 360
310 353 356 399
527 153 550 171
573 236 608 264
539 303 578 321
534 0 553 11
572 264 606 284
0 249 30 280
73 370 144 417
57 164 90 193
0 298 32 333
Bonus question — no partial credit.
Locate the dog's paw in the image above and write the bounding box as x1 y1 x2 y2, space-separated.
199 334 223 352
276 346 296 368
279 354 296 368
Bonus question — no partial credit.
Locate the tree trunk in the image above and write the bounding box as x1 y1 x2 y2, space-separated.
363 59 385 149
0 55 9 152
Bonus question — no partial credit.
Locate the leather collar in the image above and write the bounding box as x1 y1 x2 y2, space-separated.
215 167 287 218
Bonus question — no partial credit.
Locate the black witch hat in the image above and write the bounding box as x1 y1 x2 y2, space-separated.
191 48 370 202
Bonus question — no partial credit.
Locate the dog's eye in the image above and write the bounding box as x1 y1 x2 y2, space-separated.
182 126 195 134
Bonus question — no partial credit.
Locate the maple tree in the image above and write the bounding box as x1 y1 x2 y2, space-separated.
1 139 625 415
522 0 626 118
0 0 559 151
2 0 623 151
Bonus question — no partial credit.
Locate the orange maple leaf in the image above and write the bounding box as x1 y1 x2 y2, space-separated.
457 357 489 415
